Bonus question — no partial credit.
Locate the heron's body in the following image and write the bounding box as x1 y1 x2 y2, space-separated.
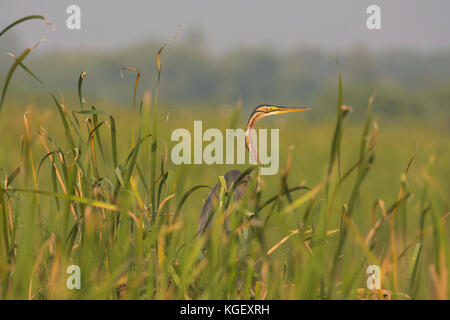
197 169 247 234
198 104 311 234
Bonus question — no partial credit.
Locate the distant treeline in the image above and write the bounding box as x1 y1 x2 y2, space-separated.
1 36 450 121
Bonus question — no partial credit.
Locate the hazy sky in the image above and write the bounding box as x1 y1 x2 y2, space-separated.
1 0 450 53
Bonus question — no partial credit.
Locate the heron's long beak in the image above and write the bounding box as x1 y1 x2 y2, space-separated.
273 106 312 114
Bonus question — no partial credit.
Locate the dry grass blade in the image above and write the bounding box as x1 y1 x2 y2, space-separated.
267 228 338 256
157 25 181 80
120 67 141 109
158 194 175 214
267 229 299 255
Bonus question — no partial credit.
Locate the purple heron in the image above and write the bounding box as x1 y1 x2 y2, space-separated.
198 104 311 234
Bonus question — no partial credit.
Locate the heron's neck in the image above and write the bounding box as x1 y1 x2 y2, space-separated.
245 128 258 164
245 111 266 165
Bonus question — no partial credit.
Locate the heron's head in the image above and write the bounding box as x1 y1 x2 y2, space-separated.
247 104 311 129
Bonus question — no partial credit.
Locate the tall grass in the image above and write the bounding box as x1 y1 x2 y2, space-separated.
0 16 448 300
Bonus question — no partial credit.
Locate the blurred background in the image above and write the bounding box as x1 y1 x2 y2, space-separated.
0 0 449 124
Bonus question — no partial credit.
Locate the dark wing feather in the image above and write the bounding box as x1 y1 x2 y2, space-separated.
198 169 248 234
